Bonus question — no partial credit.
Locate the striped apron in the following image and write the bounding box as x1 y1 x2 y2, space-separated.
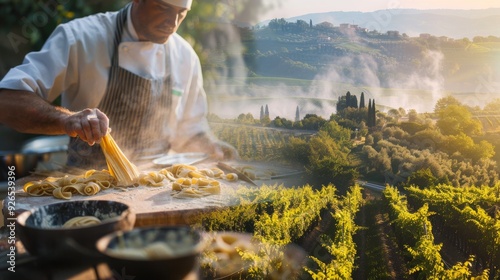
67 5 172 169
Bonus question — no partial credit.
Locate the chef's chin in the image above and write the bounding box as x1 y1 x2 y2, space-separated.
150 36 170 44
141 32 171 44
154 38 169 44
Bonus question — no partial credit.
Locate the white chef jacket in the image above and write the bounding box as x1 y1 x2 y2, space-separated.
0 5 210 151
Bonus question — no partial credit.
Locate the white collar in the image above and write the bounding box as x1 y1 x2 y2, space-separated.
126 4 140 41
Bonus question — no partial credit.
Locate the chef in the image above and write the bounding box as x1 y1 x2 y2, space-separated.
0 0 238 168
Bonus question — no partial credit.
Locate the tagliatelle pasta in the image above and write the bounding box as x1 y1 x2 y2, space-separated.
162 164 223 198
63 216 101 228
24 170 115 200
100 133 140 186
139 172 167 187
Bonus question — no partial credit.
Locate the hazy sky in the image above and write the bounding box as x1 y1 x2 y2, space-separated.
261 0 500 20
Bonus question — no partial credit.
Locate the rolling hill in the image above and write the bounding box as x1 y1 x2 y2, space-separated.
259 8 500 39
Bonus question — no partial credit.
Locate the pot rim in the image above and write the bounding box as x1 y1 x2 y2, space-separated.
96 225 205 261
16 199 134 231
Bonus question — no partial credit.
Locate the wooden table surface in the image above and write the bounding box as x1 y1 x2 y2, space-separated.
1 161 306 227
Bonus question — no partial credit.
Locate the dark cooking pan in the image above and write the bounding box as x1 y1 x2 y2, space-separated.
96 226 204 280
16 200 136 264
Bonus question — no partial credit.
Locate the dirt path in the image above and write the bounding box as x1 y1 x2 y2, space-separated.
354 189 409 279
297 188 410 279
297 208 336 261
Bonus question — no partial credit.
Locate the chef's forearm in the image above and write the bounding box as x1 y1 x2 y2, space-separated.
0 89 70 135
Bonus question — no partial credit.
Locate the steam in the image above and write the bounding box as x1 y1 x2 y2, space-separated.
310 49 446 114
387 50 445 112
209 47 449 120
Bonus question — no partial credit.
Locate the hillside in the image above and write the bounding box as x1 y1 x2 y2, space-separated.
235 20 500 111
260 8 500 39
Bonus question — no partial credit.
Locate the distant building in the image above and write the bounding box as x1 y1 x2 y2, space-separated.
387 30 400 37
419 33 432 39
339 23 356 36
439 36 450 42
339 23 350 31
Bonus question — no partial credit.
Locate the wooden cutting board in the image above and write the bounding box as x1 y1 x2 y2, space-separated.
4 168 246 228
3 161 305 227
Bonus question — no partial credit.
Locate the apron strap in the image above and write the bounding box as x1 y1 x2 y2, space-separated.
110 3 129 67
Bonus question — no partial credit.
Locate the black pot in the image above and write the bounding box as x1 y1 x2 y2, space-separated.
16 200 136 264
0 135 69 181
96 226 203 280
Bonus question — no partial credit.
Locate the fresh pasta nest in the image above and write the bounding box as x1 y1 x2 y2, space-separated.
23 170 116 200
63 216 101 228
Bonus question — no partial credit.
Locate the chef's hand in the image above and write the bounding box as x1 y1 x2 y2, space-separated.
209 140 239 161
63 108 109 146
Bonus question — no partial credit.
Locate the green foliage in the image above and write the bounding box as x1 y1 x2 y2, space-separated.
410 128 444 150
383 186 489 279
237 113 256 124
407 168 439 189
483 98 500 113
254 185 337 245
260 115 271 126
271 116 294 128
307 130 358 187
360 115 498 187
280 136 310 164
406 184 500 278
319 120 352 147
336 107 369 127
436 104 483 137
367 99 377 127
434 96 463 114
336 91 360 114
442 133 495 161
306 185 363 280
302 114 327 130
210 123 296 161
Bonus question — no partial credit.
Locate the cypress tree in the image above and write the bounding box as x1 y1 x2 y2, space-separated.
351 95 358 108
367 99 373 127
360 92 365 109
265 104 269 118
295 106 300 122
336 96 347 113
260 105 264 120
371 99 376 126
